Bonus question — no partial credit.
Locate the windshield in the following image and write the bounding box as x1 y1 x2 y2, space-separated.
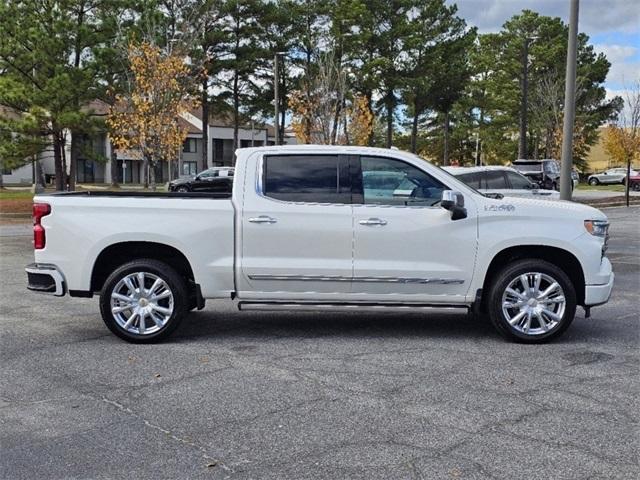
401 151 501 198
434 165 488 196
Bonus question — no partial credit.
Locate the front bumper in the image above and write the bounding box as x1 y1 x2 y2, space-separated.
25 263 66 296
584 257 614 306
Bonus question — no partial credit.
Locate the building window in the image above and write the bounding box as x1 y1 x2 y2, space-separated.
213 139 224 165
76 159 95 183
183 138 197 153
2 166 12 175
182 161 197 176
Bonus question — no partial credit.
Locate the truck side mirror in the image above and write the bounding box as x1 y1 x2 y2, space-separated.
441 191 467 220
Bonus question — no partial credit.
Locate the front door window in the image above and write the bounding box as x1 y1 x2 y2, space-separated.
360 156 446 206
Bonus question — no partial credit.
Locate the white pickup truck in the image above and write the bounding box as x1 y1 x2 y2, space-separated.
26 146 614 343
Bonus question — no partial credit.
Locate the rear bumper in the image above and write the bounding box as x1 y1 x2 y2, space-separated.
25 263 66 296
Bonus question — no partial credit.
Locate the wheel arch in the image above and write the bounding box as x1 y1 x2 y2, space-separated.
480 245 585 309
91 241 196 293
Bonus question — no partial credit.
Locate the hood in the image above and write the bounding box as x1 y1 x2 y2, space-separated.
478 195 608 222
169 175 195 185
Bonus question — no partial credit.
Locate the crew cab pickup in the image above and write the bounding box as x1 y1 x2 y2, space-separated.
26 146 614 343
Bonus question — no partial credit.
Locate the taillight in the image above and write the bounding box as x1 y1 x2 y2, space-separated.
33 203 51 250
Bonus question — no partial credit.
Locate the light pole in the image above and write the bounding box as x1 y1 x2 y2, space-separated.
518 36 538 160
274 52 286 145
274 53 280 145
560 0 579 201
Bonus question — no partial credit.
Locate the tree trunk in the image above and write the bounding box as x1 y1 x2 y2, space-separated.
69 131 79 191
625 156 631 207
36 160 45 187
202 77 210 169
410 109 419 153
60 134 69 190
280 71 287 144
53 132 64 191
232 72 239 165
0 170 4 189
385 94 393 149
365 91 374 146
443 110 450 166
142 156 149 189
110 145 119 188
149 158 156 192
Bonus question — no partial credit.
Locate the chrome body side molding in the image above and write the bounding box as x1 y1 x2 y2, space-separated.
248 274 465 285
238 301 470 312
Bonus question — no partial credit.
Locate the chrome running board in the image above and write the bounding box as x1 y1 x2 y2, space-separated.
237 301 470 312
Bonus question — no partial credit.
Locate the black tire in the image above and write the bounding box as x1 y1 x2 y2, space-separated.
632 182 640 192
487 259 576 343
100 259 188 343
176 186 190 193
588 178 599 186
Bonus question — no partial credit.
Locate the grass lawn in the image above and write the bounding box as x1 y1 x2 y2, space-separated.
0 184 168 214
575 184 627 192
0 190 35 200
0 189 35 214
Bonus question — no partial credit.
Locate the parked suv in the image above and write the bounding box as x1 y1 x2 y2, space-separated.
443 166 560 200
512 159 561 190
587 167 638 186
627 172 640 191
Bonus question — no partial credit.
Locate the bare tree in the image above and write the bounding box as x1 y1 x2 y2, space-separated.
289 51 347 145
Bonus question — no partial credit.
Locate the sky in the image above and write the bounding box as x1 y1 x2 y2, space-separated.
447 0 640 103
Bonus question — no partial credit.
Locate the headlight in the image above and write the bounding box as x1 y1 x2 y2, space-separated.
584 220 609 237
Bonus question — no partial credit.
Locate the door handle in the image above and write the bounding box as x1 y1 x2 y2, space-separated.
359 218 387 226
248 215 277 224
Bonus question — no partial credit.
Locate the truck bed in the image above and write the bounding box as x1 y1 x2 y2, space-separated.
39 190 232 199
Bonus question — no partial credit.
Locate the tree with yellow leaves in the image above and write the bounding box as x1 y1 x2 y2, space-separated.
603 81 640 205
346 95 374 146
107 41 200 189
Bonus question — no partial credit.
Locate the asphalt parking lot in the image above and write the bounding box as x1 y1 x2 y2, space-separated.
1 207 638 479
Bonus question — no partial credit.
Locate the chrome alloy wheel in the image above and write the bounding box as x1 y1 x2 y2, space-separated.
110 272 174 335
501 272 566 336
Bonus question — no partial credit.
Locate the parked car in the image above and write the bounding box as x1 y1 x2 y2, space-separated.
26 146 613 344
512 159 561 190
587 167 638 186
572 170 580 189
168 167 234 193
628 172 640 191
443 166 560 200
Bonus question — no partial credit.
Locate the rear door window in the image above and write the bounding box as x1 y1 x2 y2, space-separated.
457 172 481 189
505 171 532 189
482 171 508 189
263 155 350 203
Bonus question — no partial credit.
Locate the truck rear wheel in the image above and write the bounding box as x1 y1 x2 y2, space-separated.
99 259 188 343
487 259 576 343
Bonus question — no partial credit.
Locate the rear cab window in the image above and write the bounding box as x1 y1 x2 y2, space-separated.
263 155 350 203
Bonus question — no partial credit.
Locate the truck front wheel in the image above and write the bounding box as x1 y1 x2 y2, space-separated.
487 259 576 343
99 259 188 343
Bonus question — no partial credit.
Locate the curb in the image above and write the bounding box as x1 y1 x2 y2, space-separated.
0 213 31 218
575 198 640 208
